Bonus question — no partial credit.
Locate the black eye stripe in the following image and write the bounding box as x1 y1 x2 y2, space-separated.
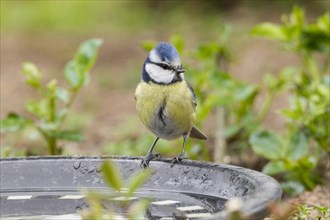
158 63 170 69
149 61 180 71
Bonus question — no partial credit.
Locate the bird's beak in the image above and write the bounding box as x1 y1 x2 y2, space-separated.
176 67 185 74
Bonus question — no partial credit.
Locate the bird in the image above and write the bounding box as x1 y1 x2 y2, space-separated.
135 42 207 168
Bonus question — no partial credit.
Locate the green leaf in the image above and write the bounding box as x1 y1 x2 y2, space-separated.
25 99 47 118
279 97 307 121
39 121 59 131
66 39 102 90
223 124 242 138
22 62 42 89
317 84 330 100
281 181 305 195
234 84 258 102
56 87 70 104
46 79 57 93
278 109 300 120
315 206 330 217
262 160 286 175
263 71 289 93
127 168 152 195
251 23 287 41
286 130 309 160
316 12 330 35
65 60 80 89
141 40 156 52
263 73 277 89
57 108 69 121
196 95 220 120
102 161 122 191
74 38 103 76
300 26 330 53
249 130 284 160
50 130 84 142
278 67 297 87
0 113 31 133
46 79 57 122
290 6 305 29
82 71 90 86
194 42 219 60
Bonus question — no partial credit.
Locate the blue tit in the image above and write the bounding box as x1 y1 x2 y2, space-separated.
135 42 207 168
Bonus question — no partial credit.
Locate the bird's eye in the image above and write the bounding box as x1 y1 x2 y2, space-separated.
158 63 170 70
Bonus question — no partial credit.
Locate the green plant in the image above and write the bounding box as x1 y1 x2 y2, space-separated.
249 7 329 193
186 26 261 162
267 202 330 220
0 39 103 155
290 204 330 220
293 204 314 220
315 206 330 220
81 160 152 219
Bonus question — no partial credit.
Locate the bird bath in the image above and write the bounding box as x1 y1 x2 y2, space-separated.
0 156 282 219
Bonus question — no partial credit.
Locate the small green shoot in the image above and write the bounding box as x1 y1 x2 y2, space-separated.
0 39 103 155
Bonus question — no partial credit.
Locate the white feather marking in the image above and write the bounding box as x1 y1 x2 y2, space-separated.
149 50 161 63
145 63 175 84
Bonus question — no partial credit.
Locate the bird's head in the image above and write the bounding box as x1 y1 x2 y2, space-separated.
142 42 185 84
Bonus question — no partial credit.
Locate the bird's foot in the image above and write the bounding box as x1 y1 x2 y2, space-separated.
170 152 186 167
140 153 161 169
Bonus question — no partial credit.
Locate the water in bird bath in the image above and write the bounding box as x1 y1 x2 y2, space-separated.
0 156 282 220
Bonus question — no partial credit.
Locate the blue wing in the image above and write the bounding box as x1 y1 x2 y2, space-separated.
186 82 207 140
186 82 197 109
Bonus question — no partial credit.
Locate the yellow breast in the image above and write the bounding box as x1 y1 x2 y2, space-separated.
135 81 195 140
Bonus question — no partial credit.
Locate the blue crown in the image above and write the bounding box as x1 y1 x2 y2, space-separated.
154 42 180 62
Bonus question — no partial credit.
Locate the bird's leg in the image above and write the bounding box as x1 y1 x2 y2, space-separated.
141 137 160 168
171 134 188 167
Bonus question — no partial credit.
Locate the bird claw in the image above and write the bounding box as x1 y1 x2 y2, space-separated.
140 153 161 168
170 153 186 167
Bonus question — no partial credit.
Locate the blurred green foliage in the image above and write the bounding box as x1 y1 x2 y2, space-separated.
250 7 329 194
0 39 103 155
2 1 325 37
1 2 151 33
0 1 233 35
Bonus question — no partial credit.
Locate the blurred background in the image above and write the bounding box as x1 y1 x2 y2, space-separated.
1 0 326 155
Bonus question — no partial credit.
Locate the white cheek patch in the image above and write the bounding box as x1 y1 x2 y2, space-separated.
146 63 175 84
149 50 161 63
